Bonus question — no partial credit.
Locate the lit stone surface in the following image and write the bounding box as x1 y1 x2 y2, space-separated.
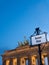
6 60 10 65
2 42 49 65
13 58 17 65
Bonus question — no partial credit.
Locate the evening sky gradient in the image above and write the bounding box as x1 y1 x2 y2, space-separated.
0 0 49 65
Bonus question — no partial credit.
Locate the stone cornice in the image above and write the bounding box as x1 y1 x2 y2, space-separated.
2 42 49 57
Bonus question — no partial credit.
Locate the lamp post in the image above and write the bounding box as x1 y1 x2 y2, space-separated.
30 27 47 65
35 28 43 65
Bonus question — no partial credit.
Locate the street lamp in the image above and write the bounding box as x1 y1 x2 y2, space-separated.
35 28 43 65
30 27 47 65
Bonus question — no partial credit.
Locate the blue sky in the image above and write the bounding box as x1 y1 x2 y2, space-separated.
0 0 49 64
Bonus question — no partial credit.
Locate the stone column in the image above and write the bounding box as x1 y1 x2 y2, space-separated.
28 56 32 65
17 57 20 65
